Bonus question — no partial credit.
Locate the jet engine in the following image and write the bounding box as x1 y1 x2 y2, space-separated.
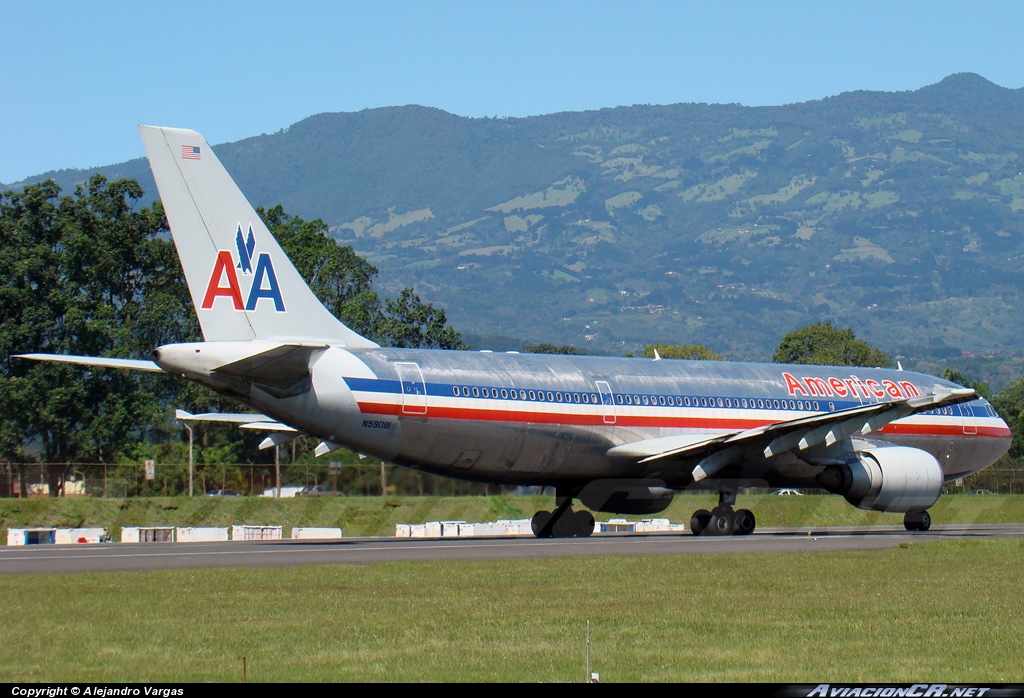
578 479 675 515
817 445 943 513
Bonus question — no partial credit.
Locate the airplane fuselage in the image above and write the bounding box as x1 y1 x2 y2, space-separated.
156 343 1011 491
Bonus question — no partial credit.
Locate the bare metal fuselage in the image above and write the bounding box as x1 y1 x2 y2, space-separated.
171 345 1010 492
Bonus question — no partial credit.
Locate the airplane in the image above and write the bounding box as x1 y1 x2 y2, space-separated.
17 126 1012 538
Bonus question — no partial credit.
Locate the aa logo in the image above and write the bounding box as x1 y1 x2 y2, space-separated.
201 225 285 311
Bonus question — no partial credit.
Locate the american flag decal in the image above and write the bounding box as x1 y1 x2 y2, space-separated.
181 145 201 160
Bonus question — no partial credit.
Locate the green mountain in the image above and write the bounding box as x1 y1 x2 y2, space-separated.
14 74 1024 377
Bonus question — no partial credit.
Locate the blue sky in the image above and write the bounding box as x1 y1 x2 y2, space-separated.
2 0 1023 184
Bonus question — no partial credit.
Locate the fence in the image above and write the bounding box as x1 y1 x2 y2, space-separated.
0 462 1022 498
0 461 511 498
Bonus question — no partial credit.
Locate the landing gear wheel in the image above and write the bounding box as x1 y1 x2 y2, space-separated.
690 509 712 536
904 511 931 532
573 510 595 537
531 510 553 537
707 506 736 536
553 511 577 538
734 508 756 536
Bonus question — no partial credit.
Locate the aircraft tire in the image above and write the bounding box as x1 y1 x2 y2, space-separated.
904 511 931 532
532 510 553 538
708 507 735 536
552 510 577 538
574 510 595 537
690 509 712 536
734 509 756 536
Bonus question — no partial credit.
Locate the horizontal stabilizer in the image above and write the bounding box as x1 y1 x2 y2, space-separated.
15 354 164 372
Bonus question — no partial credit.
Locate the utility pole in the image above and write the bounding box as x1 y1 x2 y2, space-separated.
183 422 194 497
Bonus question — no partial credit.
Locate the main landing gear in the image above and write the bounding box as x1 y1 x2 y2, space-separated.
903 510 931 531
532 488 595 538
690 491 756 536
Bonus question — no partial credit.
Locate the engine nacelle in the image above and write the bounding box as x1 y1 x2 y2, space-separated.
817 445 943 513
578 479 675 515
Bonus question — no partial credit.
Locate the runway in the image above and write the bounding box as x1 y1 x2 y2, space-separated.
1 523 1022 574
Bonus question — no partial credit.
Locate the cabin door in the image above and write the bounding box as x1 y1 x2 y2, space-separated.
596 380 616 425
394 362 428 415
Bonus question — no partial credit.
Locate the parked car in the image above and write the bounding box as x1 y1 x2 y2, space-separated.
968 488 995 495
771 488 803 496
296 483 340 496
205 489 242 497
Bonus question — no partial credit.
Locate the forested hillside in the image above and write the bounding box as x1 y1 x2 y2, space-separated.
11 73 1024 384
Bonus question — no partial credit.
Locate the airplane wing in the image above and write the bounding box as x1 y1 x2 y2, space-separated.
174 409 295 430
609 386 976 482
15 354 164 372
174 410 302 450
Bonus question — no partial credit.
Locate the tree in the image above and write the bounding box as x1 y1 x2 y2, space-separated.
640 343 725 361
0 191 468 496
258 205 381 338
940 368 991 399
991 377 1024 462
523 343 583 355
772 322 891 367
377 287 468 350
0 176 189 494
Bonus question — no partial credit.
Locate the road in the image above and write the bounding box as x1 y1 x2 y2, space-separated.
1 523 1022 574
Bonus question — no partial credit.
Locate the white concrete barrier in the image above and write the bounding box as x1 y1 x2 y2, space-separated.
121 527 175 543
55 528 108 544
6 528 56 545
175 527 229 542
231 525 283 540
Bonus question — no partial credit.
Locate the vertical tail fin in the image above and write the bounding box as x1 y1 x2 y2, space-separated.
139 125 378 347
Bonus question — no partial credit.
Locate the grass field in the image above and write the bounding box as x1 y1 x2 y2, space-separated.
0 539 1021 682
1 495 1022 682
